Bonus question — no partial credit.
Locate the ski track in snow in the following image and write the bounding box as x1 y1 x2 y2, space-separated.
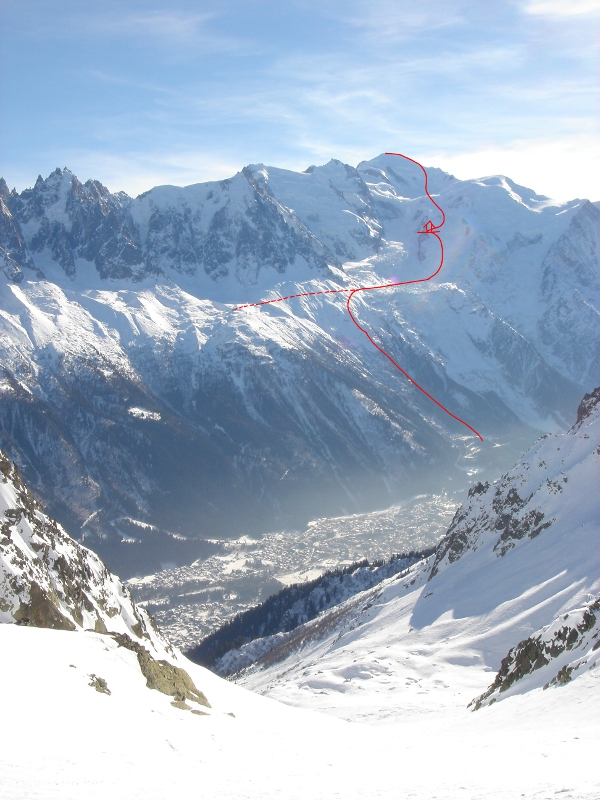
233 152 483 441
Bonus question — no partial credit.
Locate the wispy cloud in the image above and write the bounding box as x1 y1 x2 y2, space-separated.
23 6 256 57
524 0 600 16
345 0 466 41
86 10 216 42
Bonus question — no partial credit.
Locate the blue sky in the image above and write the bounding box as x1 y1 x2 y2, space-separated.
1 0 598 199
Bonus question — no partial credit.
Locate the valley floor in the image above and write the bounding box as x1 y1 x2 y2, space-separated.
128 491 460 649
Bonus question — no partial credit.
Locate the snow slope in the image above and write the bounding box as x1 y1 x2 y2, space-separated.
236 389 600 726
0 587 598 799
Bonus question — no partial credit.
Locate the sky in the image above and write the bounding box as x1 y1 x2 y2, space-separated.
1 0 598 200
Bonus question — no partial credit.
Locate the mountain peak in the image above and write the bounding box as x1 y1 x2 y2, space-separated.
357 153 456 197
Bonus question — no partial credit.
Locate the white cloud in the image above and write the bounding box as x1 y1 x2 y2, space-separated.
25 7 254 56
346 0 465 41
524 0 600 16
424 134 600 201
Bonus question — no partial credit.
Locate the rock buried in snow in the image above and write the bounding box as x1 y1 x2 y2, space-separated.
88 674 111 695
110 632 210 709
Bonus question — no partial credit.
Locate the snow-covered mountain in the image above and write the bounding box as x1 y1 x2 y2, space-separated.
0 155 597 576
235 387 600 719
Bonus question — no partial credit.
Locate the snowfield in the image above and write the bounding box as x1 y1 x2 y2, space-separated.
0 621 598 800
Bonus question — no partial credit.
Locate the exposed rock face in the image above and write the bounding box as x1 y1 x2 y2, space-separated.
110 631 210 709
576 386 600 425
429 481 554 578
471 596 600 709
0 193 35 283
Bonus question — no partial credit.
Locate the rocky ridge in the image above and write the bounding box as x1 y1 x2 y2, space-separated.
430 386 600 578
0 167 334 286
472 595 600 709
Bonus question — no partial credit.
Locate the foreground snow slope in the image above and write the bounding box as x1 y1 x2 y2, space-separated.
237 390 600 727
1 622 598 800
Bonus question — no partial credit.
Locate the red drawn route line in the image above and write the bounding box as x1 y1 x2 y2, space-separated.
233 152 483 441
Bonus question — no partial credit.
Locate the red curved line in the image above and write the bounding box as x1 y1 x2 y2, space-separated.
233 152 483 441
345 289 483 440
384 151 446 229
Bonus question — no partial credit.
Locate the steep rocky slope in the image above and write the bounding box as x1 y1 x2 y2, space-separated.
430 385 600 576
0 446 213 712
0 448 154 635
0 155 597 575
471 594 600 709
